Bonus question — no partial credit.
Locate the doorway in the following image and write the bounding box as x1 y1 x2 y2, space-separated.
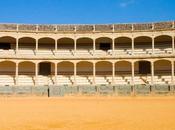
39 63 51 76
100 43 111 51
139 61 151 74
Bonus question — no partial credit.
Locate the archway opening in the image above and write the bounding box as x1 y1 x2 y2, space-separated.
96 37 112 51
154 60 171 84
115 37 132 55
134 61 151 84
77 38 93 56
18 61 35 86
96 61 112 84
115 61 131 85
155 35 172 54
0 61 15 86
134 36 152 55
76 61 93 85
57 61 74 85
18 37 36 55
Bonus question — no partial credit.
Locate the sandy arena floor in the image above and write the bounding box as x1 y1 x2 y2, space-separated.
0 96 175 130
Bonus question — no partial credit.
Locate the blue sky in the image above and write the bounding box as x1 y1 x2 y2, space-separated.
0 0 174 24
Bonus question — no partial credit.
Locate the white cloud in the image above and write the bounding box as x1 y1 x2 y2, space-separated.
119 0 135 8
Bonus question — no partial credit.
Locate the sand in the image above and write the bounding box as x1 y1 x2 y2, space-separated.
0 96 175 130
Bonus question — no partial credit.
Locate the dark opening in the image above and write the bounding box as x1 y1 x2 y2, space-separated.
39 63 51 76
0 43 11 50
139 61 151 74
100 43 111 51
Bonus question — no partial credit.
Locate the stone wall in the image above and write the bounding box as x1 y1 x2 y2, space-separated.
0 21 174 33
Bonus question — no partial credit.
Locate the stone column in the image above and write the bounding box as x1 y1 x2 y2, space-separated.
131 62 135 85
132 38 134 55
35 63 38 86
16 38 19 55
112 38 115 56
15 63 19 86
93 62 96 85
93 39 96 56
55 63 57 85
172 36 174 54
35 39 38 55
55 39 58 55
171 61 174 85
151 62 154 85
74 39 77 56
74 63 77 85
112 62 115 84
152 37 155 55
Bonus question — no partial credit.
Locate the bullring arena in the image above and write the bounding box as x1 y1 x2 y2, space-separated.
0 21 174 96
0 21 175 130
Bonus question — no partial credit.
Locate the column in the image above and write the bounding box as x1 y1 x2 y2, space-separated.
35 63 38 86
112 62 115 84
131 62 135 85
172 36 174 54
74 39 77 56
112 38 115 56
93 39 96 56
16 38 19 55
55 39 58 55
35 39 38 55
171 61 174 85
93 62 96 85
55 63 57 85
152 37 155 55
151 62 154 85
15 63 18 86
74 63 77 85
132 38 134 55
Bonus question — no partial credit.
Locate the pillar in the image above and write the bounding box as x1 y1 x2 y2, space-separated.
35 63 38 86
93 62 96 85
152 37 155 55
171 61 174 85
35 39 38 55
131 62 135 85
74 63 77 85
172 36 174 54
16 38 19 55
93 39 96 56
74 39 77 56
15 63 18 86
55 39 58 55
55 63 57 85
151 62 154 85
112 38 115 56
112 62 115 84
131 38 134 55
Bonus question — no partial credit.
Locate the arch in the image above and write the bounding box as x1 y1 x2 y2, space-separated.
115 37 132 52
134 60 151 75
38 61 55 75
57 38 74 50
154 59 171 75
0 36 16 50
18 37 36 50
0 61 16 75
18 61 35 75
77 38 93 50
57 61 74 75
115 61 131 75
38 37 55 50
95 37 112 51
96 61 112 75
77 61 93 75
154 35 172 53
